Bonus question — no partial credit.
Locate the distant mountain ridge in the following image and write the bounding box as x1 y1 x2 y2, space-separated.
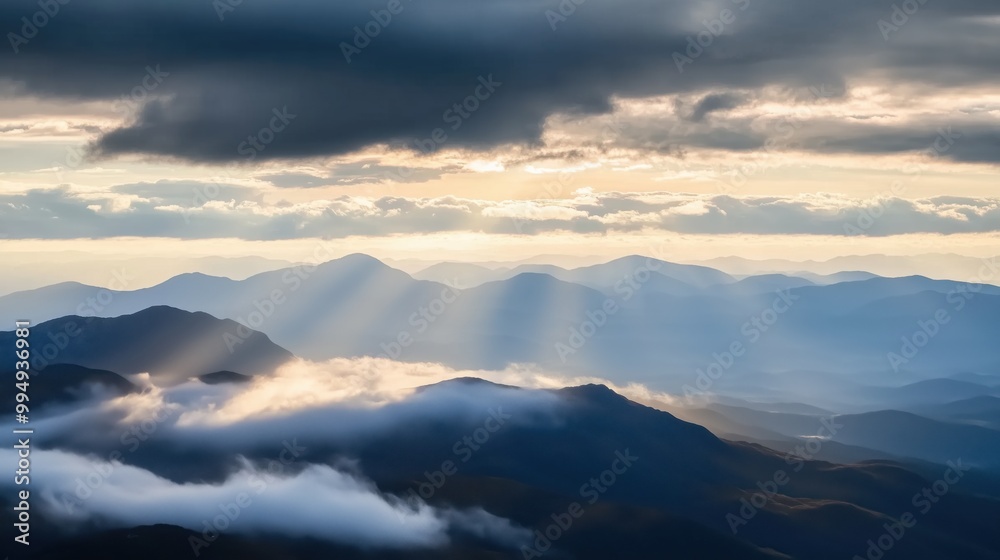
413 255 736 289
2 254 999 384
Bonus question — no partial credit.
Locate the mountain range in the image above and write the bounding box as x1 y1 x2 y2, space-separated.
1 286 998 559
2 254 999 388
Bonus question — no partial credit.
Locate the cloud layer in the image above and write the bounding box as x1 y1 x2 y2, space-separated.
3 185 1000 239
3 358 603 550
4 448 528 550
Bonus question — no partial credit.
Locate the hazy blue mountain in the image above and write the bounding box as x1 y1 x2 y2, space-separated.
425 273 614 367
1 281 108 323
3 255 1000 383
564 255 735 289
703 404 836 438
751 437 912 465
695 254 1000 280
414 255 733 292
833 410 1000 468
789 275 1000 314
702 404 1000 468
949 372 1000 386
862 379 999 408
412 261 507 287
905 396 1000 430
704 273 815 297
755 377 1000 413
793 270 880 285
671 406 799 443
130 272 243 311
709 396 835 416
503 262 572 280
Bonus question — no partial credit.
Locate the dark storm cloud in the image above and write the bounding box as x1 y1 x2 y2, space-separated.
1 0 999 163
685 92 748 122
594 101 1000 164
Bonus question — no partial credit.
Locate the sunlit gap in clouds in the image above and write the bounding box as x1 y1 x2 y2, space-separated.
8 357 685 444
111 357 679 427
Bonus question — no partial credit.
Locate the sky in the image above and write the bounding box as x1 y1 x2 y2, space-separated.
1 0 999 270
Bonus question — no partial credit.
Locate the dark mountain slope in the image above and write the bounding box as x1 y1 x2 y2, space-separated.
0 306 292 383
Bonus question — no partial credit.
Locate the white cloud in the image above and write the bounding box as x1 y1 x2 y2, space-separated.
5 185 1000 239
481 201 588 221
6 447 527 550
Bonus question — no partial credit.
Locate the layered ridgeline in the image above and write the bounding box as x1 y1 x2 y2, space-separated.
2 254 998 387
